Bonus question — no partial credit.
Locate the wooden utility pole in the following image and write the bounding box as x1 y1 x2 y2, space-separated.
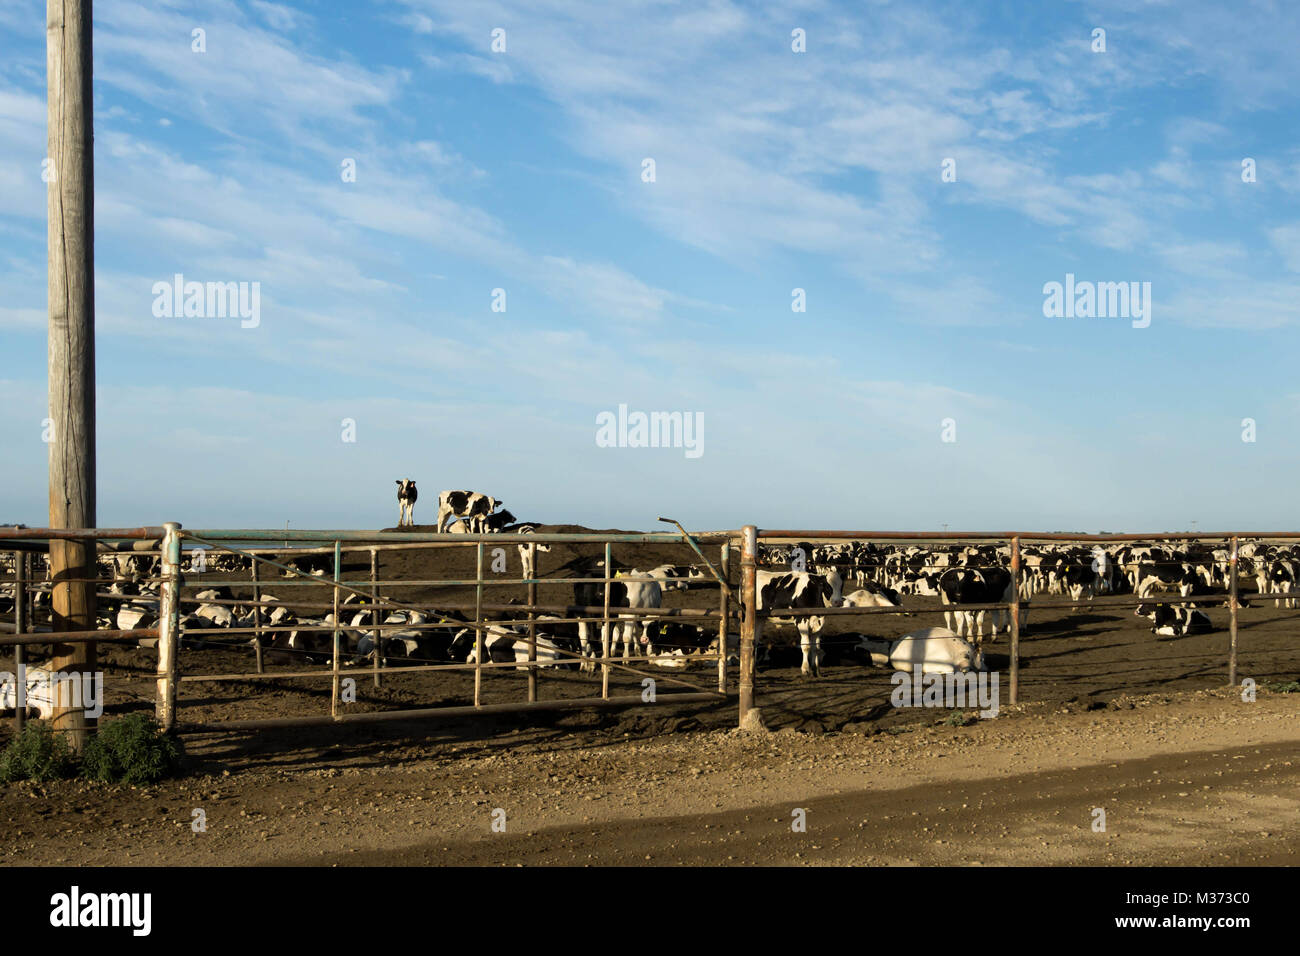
47 0 96 749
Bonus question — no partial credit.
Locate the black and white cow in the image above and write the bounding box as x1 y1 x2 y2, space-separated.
1134 603 1213 639
514 524 552 582
451 625 574 670
436 490 502 533
396 479 418 526
755 569 844 677
447 508 516 534
571 561 664 671
937 566 1015 642
1132 561 1199 599
643 565 708 591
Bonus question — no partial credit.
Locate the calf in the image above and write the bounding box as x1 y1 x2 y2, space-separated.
396 479 418 526
755 569 844 677
436 490 501 533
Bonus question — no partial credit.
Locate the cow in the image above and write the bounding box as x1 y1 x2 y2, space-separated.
1132 561 1199 599
937 567 1014 643
571 560 663 671
755 569 844 677
0 666 68 719
515 524 551 582
819 626 985 674
1134 603 1213 639
643 565 708 590
888 627 986 674
396 479 418 526
436 490 501 533
1267 558 1298 608
842 583 904 610
451 625 573 670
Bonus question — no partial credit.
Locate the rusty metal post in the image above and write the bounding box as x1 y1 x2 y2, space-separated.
155 522 182 731
1228 535 1239 687
14 551 28 734
718 541 730 694
601 542 612 700
331 539 341 718
250 557 263 674
473 541 484 707
370 548 379 688
739 525 758 724
1009 535 1021 707
527 541 538 703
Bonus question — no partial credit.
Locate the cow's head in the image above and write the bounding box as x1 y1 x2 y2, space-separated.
496 509 517 526
821 569 844 607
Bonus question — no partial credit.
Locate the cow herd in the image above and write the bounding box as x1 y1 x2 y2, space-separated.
752 538 1300 675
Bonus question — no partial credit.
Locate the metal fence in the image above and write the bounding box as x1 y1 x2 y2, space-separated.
3 523 1295 737
160 524 733 732
744 528 1300 713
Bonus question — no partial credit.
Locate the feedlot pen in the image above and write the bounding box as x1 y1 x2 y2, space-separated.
1 525 1298 739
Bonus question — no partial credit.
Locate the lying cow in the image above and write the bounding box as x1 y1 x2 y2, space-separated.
826 627 985 674
451 625 573 670
447 509 517 533
1134 603 1212 639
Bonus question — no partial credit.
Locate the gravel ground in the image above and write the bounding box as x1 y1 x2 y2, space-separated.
2 686 1294 866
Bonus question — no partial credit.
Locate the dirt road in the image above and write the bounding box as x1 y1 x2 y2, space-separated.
2 687 1294 866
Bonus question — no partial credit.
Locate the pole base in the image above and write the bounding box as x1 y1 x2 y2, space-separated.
738 707 767 733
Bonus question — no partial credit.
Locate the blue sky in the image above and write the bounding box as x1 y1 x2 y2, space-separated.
2 0 1299 532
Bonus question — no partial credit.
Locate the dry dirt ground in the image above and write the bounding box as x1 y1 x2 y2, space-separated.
0 688 1294 866
1 527 1296 866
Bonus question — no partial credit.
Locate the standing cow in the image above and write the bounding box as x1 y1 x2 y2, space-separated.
395 479 418 526
755 569 844 677
436 491 502 533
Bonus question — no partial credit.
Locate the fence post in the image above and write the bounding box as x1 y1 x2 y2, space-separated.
738 525 759 726
370 548 380 688
1228 535 1239 687
601 542 612 701
331 539 341 718
250 557 264 674
14 551 27 735
527 541 538 703
155 522 182 731
1009 535 1021 707
473 540 484 707
718 541 730 694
